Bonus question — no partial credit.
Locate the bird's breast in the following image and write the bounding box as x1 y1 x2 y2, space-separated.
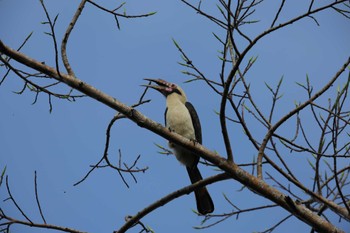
165 98 198 167
166 103 195 140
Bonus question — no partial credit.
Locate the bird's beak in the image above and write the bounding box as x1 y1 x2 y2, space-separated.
142 78 171 96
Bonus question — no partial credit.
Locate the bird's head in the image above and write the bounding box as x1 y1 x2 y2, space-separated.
143 78 187 103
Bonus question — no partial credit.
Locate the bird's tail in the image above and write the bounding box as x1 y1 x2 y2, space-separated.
186 166 214 215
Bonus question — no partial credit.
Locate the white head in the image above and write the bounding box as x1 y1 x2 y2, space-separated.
144 78 187 103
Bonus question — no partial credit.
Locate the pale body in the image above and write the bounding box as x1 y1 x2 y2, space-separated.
166 93 197 167
145 78 214 214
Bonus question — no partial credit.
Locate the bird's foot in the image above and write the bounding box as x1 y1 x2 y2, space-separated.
190 138 198 146
168 141 175 148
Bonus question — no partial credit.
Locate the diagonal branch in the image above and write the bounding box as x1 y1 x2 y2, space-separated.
115 173 230 233
0 212 87 233
0 40 348 232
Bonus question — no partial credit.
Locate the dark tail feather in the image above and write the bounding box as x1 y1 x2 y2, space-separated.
186 166 214 215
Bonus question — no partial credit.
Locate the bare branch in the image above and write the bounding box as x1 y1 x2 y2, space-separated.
257 58 350 179
86 0 156 19
195 203 279 229
5 176 33 224
0 213 87 233
34 171 47 224
115 173 230 233
271 0 286 27
74 98 150 187
180 0 227 29
39 0 61 76
1 0 350 229
61 0 87 76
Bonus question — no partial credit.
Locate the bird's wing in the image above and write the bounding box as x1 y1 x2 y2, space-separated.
185 102 202 144
164 107 168 127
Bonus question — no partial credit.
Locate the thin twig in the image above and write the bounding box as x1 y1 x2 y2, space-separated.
271 0 286 27
0 213 87 233
34 171 47 224
39 0 61 77
74 93 150 187
86 0 156 18
257 57 350 179
5 176 33 224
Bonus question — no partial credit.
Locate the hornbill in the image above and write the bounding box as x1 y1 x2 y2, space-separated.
144 78 214 215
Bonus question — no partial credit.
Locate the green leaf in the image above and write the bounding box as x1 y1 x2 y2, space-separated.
323 159 332 170
276 94 284 100
172 38 180 49
177 62 191 68
212 32 224 45
294 100 300 107
216 4 225 18
218 55 226 61
53 13 59 27
183 78 197 83
249 55 258 64
307 158 316 170
278 75 284 87
295 81 307 90
264 82 273 94
146 226 155 233
147 11 157 16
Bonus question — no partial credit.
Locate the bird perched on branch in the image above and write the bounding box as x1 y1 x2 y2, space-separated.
144 78 214 215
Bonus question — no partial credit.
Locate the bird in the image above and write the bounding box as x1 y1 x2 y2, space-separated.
144 78 214 215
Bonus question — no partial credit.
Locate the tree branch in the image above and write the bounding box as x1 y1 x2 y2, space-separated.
0 213 87 233
257 57 350 179
0 40 348 232
115 173 230 233
61 0 87 76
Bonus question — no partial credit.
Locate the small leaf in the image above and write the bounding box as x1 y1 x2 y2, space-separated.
277 75 284 87
295 81 307 90
264 82 273 93
276 94 284 100
53 13 59 27
307 158 316 170
216 4 226 18
172 38 180 49
218 56 226 61
212 32 224 45
147 11 157 16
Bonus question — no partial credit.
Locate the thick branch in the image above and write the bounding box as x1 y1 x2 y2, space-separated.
115 173 230 233
0 213 86 233
0 40 347 233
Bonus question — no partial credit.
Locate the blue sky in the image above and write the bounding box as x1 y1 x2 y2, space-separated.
1 1 350 233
